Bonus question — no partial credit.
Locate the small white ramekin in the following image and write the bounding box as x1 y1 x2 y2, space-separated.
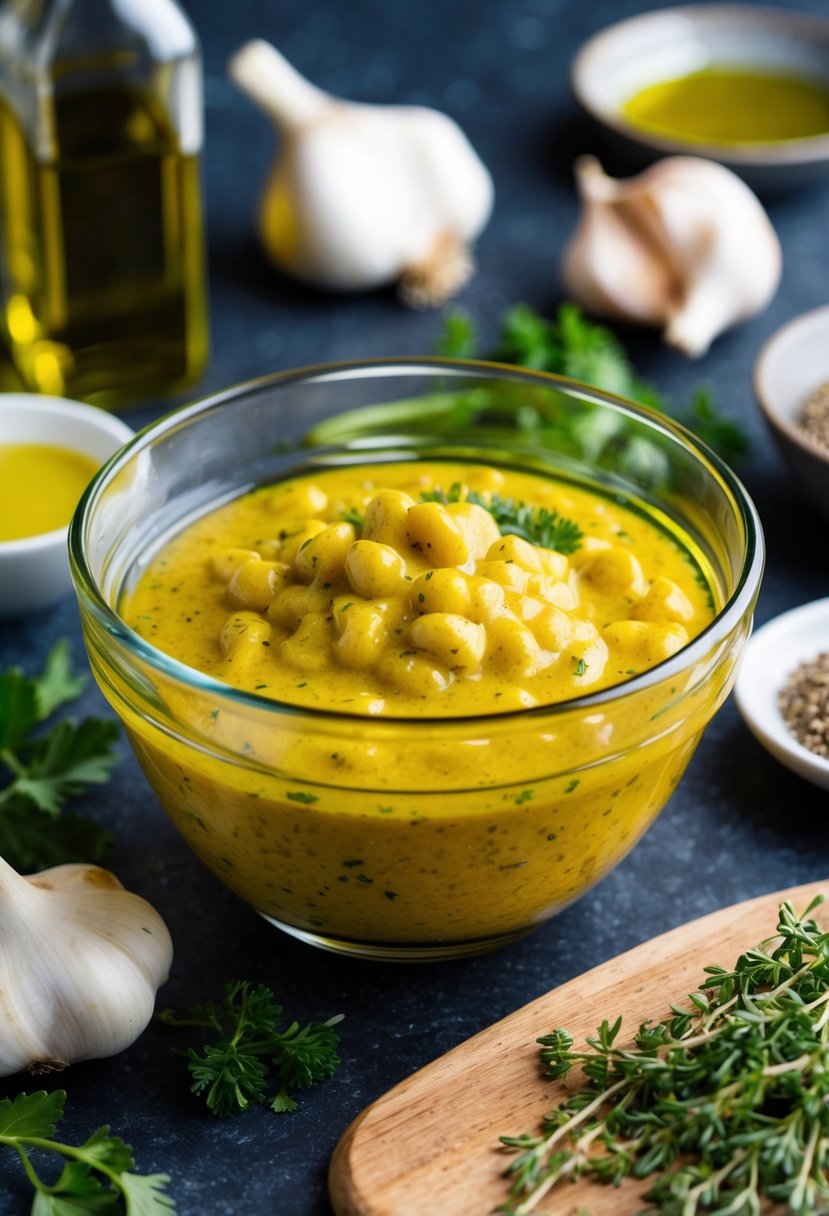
0 394 133 618
735 598 829 792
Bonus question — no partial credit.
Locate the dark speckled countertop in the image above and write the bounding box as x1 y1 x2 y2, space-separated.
1 1 828 1213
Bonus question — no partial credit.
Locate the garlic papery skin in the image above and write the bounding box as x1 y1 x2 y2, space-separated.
228 39 494 307
562 155 782 357
0 858 172 1076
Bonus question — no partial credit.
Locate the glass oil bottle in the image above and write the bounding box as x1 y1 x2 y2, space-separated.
0 0 209 407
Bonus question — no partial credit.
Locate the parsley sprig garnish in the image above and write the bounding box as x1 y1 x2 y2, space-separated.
0 641 118 870
160 980 344 1116
0 1090 174 1214
498 897 829 1215
340 506 366 529
420 484 582 554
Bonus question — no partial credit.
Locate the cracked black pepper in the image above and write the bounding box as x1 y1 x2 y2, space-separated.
798 380 829 453
779 651 829 759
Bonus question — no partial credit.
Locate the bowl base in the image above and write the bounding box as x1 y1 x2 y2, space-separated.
257 911 531 962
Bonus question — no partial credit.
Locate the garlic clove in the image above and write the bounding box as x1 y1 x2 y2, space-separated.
561 170 680 325
228 40 494 306
0 857 172 1076
562 155 782 357
228 38 330 130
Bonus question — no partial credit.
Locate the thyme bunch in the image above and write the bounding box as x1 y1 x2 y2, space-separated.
498 897 829 1216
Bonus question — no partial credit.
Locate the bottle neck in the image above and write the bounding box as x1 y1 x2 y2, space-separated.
0 0 202 159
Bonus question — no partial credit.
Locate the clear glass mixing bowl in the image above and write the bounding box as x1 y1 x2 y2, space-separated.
70 360 764 960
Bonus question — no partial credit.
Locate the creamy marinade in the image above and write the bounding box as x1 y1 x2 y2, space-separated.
122 461 718 946
127 462 713 714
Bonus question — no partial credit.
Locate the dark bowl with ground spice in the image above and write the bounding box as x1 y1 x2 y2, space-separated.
754 305 829 522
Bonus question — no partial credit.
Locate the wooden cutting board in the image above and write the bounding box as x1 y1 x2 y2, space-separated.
329 880 828 1216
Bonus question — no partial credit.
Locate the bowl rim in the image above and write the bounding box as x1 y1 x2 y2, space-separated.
0 394 134 554
734 596 829 784
753 303 829 465
571 3 829 168
69 356 765 728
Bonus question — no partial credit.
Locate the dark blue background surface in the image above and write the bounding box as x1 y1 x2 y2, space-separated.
1 1 828 1212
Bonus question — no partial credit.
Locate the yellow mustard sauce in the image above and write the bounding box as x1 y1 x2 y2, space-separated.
127 462 714 715
0 442 99 541
122 461 720 945
622 68 829 145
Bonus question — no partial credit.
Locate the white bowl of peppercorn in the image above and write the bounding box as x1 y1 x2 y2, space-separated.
754 306 829 522
735 598 829 791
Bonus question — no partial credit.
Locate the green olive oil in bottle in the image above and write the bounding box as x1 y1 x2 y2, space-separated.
0 0 209 406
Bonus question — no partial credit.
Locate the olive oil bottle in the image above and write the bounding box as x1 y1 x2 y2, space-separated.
0 0 208 407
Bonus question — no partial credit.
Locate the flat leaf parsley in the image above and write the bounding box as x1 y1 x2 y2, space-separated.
0 641 118 869
0 1090 174 1214
160 980 344 1116
308 302 749 473
440 302 749 466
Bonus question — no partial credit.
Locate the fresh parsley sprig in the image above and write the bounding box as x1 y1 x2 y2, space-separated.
498 897 829 1216
0 1090 174 1215
0 641 118 870
440 302 749 466
420 484 582 554
492 300 639 400
160 980 344 1116
306 300 749 470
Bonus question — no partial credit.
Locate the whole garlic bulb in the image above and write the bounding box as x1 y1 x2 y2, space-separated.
562 155 782 357
0 856 172 1075
228 40 494 307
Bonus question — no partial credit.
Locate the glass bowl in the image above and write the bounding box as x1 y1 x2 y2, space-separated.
69 360 764 961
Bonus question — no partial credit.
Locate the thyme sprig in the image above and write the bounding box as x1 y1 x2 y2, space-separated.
498 897 829 1216
420 484 583 555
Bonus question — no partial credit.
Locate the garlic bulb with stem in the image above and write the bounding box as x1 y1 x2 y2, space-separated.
228 39 494 307
562 154 782 357
0 856 172 1076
